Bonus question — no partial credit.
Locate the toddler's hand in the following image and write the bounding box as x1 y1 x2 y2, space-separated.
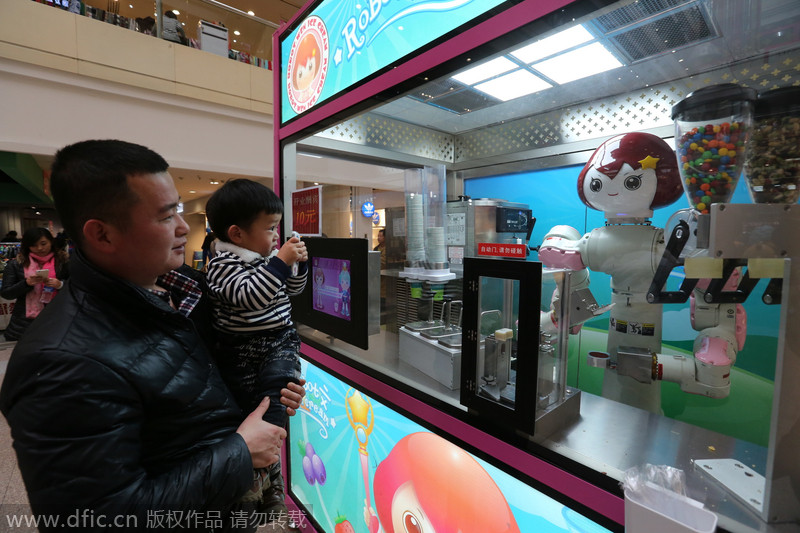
276 236 306 267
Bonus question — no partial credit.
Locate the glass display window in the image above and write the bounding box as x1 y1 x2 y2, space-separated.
276 0 800 530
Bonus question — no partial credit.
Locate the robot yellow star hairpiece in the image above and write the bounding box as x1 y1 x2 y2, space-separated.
639 155 660 170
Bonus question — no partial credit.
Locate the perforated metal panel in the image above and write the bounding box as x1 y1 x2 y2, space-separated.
593 0 697 33
608 5 715 62
314 114 455 162
313 48 800 166
455 48 800 162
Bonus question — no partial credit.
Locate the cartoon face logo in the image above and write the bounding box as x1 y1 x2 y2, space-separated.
286 16 329 114
293 34 318 92
371 432 520 533
389 481 432 533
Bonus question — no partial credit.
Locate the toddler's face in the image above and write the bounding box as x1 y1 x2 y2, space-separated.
238 212 282 257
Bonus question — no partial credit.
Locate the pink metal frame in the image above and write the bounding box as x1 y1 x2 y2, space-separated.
272 0 625 528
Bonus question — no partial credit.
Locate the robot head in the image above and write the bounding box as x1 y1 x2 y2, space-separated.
577 132 682 218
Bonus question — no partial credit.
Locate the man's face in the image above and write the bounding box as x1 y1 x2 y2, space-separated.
116 172 189 287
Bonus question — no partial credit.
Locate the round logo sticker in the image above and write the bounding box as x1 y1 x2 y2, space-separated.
286 16 329 114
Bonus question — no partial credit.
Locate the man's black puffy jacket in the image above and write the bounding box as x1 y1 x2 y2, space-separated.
0 251 253 531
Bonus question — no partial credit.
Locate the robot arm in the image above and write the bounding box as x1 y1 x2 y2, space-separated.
660 271 746 398
539 225 612 335
613 271 746 398
539 225 587 271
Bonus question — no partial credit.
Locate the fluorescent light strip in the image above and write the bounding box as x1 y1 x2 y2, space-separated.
532 42 622 84
510 25 594 64
451 56 519 85
474 70 552 101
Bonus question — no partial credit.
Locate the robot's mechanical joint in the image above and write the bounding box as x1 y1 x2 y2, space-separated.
647 220 699 304
703 261 759 304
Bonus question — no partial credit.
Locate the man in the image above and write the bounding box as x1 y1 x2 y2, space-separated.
0 140 305 532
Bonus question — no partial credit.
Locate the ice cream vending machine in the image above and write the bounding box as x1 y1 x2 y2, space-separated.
446 197 535 273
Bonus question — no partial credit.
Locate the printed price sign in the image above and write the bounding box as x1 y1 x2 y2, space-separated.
292 186 322 235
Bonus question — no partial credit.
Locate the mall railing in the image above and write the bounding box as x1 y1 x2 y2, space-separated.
32 0 278 69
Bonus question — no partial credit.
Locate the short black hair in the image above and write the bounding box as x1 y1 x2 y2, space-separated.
205 179 283 243
50 140 169 249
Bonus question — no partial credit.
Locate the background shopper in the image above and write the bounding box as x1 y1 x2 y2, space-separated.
1 227 69 341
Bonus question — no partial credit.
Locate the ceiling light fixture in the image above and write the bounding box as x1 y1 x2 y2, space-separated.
474 69 552 101
531 42 622 84
510 25 593 64
172 9 180 15
234 30 241 36
451 56 518 85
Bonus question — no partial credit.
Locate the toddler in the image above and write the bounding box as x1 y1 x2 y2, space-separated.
205 179 308 518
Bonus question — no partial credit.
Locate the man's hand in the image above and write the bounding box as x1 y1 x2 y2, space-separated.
281 378 306 417
236 397 286 468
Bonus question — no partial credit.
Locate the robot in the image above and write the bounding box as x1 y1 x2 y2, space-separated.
538 132 746 413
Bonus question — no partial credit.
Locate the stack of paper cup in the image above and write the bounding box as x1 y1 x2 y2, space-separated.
425 226 446 265
406 193 425 266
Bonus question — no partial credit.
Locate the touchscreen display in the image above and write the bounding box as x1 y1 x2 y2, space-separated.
311 257 351 321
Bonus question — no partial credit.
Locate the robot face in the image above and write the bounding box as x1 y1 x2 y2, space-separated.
390 481 432 533
582 162 657 217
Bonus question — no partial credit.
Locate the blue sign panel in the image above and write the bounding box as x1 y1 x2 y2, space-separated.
289 358 613 532
361 201 375 217
280 0 507 124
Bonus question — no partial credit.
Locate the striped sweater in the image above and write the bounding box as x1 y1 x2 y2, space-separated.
207 241 308 334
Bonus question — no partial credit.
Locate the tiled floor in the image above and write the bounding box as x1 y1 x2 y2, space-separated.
0 339 300 533
0 340 35 533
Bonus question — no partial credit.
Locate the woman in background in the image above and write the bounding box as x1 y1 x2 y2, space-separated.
1 228 69 341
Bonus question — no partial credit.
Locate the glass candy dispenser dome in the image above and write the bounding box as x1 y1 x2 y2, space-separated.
744 86 800 204
671 84 757 214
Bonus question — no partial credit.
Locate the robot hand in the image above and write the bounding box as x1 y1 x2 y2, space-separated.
659 271 747 398
540 269 612 335
539 225 586 271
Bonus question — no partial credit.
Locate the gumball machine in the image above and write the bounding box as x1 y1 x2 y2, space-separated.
672 83 757 214
743 86 800 204
654 85 800 525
